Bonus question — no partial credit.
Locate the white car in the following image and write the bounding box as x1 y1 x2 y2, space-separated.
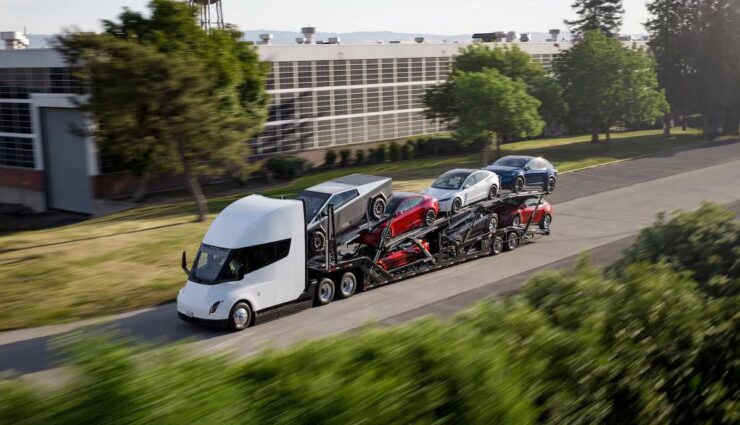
422 169 500 214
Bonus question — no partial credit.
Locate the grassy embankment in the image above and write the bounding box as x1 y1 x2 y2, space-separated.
0 128 706 330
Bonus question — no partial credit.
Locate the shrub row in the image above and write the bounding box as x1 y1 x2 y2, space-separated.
0 204 737 424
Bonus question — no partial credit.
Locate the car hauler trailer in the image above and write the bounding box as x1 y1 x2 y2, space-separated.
177 190 551 330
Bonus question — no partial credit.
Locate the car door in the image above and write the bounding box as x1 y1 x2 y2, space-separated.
390 198 412 236
460 174 477 204
404 196 426 230
328 189 360 233
520 198 542 224
525 159 548 186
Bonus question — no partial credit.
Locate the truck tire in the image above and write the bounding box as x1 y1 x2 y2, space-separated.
504 232 519 251
228 302 252 331
492 236 504 255
337 272 358 299
309 230 326 254
370 197 386 220
314 278 335 306
424 209 437 226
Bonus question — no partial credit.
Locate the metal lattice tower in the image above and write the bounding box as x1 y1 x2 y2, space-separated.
188 0 224 32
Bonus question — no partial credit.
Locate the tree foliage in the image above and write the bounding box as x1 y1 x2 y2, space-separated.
554 31 668 142
566 0 625 37
56 0 270 220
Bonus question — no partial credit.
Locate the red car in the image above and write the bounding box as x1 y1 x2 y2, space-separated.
359 192 439 246
378 240 431 271
494 197 553 229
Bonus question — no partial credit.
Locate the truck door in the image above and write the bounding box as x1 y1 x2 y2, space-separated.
328 189 361 233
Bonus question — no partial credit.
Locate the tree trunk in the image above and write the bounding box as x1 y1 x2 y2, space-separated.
662 113 672 139
496 137 502 160
591 130 600 143
176 144 208 222
482 137 490 167
702 113 713 141
606 129 611 143
131 171 150 203
682 115 687 131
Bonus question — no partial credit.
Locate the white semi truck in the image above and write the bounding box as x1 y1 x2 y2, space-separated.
177 186 550 331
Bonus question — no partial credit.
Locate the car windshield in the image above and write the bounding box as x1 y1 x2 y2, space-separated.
297 190 331 223
385 196 407 214
494 157 529 168
191 244 231 283
431 172 470 190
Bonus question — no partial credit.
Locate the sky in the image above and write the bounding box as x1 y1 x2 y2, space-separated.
0 0 651 35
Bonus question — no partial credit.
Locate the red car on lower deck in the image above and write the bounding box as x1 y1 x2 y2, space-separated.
377 240 431 271
358 192 439 246
493 196 553 229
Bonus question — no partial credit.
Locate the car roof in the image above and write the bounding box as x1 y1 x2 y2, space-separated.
499 155 535 161
307 173 389 194
442 168 479 175
392 191 423 199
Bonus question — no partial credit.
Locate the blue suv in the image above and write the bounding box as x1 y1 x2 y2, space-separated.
485 155 558 193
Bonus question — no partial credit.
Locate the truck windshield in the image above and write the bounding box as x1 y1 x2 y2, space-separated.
297 190 331 223
191 244 230 283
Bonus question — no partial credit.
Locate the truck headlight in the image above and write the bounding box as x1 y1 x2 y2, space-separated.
209 301 223 315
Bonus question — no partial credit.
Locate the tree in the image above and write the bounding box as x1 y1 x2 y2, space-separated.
554 31 667 143
56 0 270 220
566 0 625 37
424 69 544 165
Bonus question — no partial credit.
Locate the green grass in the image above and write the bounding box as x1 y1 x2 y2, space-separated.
0 128 709 330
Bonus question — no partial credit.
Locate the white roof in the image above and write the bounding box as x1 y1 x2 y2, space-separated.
307 181 353 194
203 195 304 249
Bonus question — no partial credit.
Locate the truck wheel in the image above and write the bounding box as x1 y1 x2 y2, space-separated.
492 236 504 255
513 176 525 193
488 184 499 199
540 214 552 230
228 302 252 331
545 177 556 194
504 232 519 251
310 230 326 254
337 272 357 299
451 198 463 214
315 278 335 306
424 209 437 226
370 197 386 220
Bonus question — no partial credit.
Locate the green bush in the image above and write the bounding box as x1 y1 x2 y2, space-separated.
324 150 337 167
388 142 401 161
400 143 413 160
354 149 365 165
265 156 307 179
339 149 352 167
373 144 387 163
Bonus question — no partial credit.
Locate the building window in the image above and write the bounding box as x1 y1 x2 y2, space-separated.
334 89 348 116
366 88 380 113
277 62 295 90
350 60 364 85
350 88 364 114
424 58 437 81
0 102 32 134
396 86 410 110
381 59 394 84
366 60 379 84
333 60 347 86
316 60 331 87
298 61 313 89
382 114 396 139
0 67 79 99
396 59 409 83
0 135 34 168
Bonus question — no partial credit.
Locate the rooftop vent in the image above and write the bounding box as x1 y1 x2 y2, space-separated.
259 33 273 45
520 33 530 42
295 37 306 44
301 26 316 44
414 37 424 44
1 31 29 50
328 37 340 44
548 29 560 42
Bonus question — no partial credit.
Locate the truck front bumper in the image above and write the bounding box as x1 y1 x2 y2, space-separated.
177 312 229 328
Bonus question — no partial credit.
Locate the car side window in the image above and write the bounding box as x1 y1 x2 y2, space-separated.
396 198 412 213
531 159 547 170
329 189 359 209
463 174 476 188
407 196 424 209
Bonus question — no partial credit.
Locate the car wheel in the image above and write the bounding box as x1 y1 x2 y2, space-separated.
511 215 521 228
228 302 252 331
424 209 437 226
545 177 556 194
513 176 525 193
492 236 504 255
310 230 326 254
314 278 335 306
487 215 498 233
504 232 519 251
337 272 357 299
370 197 386 220
540 214 552 230
488 184 499 199
451 198 463 214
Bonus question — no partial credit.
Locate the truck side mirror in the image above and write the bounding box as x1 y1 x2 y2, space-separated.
181 251 189 275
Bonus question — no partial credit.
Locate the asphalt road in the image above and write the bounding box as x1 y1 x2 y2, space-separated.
1 139 739 379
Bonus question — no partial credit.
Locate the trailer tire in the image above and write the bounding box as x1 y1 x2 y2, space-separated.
511 214 521 228
370 197 386 220
424 209 437 226
492 236 504 255
451 198 463 215
545 177 556 194
315 278 335 306
513 176 525 193
228 301 253 331
540 214 552 230
337 272 358 299
504 232 519 251
309 230 326 254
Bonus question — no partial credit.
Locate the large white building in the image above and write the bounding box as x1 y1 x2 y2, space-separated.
0 38 642 214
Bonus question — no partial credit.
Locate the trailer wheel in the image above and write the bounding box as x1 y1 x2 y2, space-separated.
487 215 498 234
513 176 525 193
540 214 552 230
370 197 386 220
228 302 252 331
310 230 326 254
315 278 335 306
450 198 463 215
424 209 437 226
511 215 521 228
545 177 556 194
492 236 504 255
337 272 358 299
504 232 519 251
488 184 499 199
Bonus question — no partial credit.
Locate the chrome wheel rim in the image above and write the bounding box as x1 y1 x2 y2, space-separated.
509 235 517 249
488 218 497 233
319 282 333 302
233 307 249 327
341 276 355 295
493 238 503 253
